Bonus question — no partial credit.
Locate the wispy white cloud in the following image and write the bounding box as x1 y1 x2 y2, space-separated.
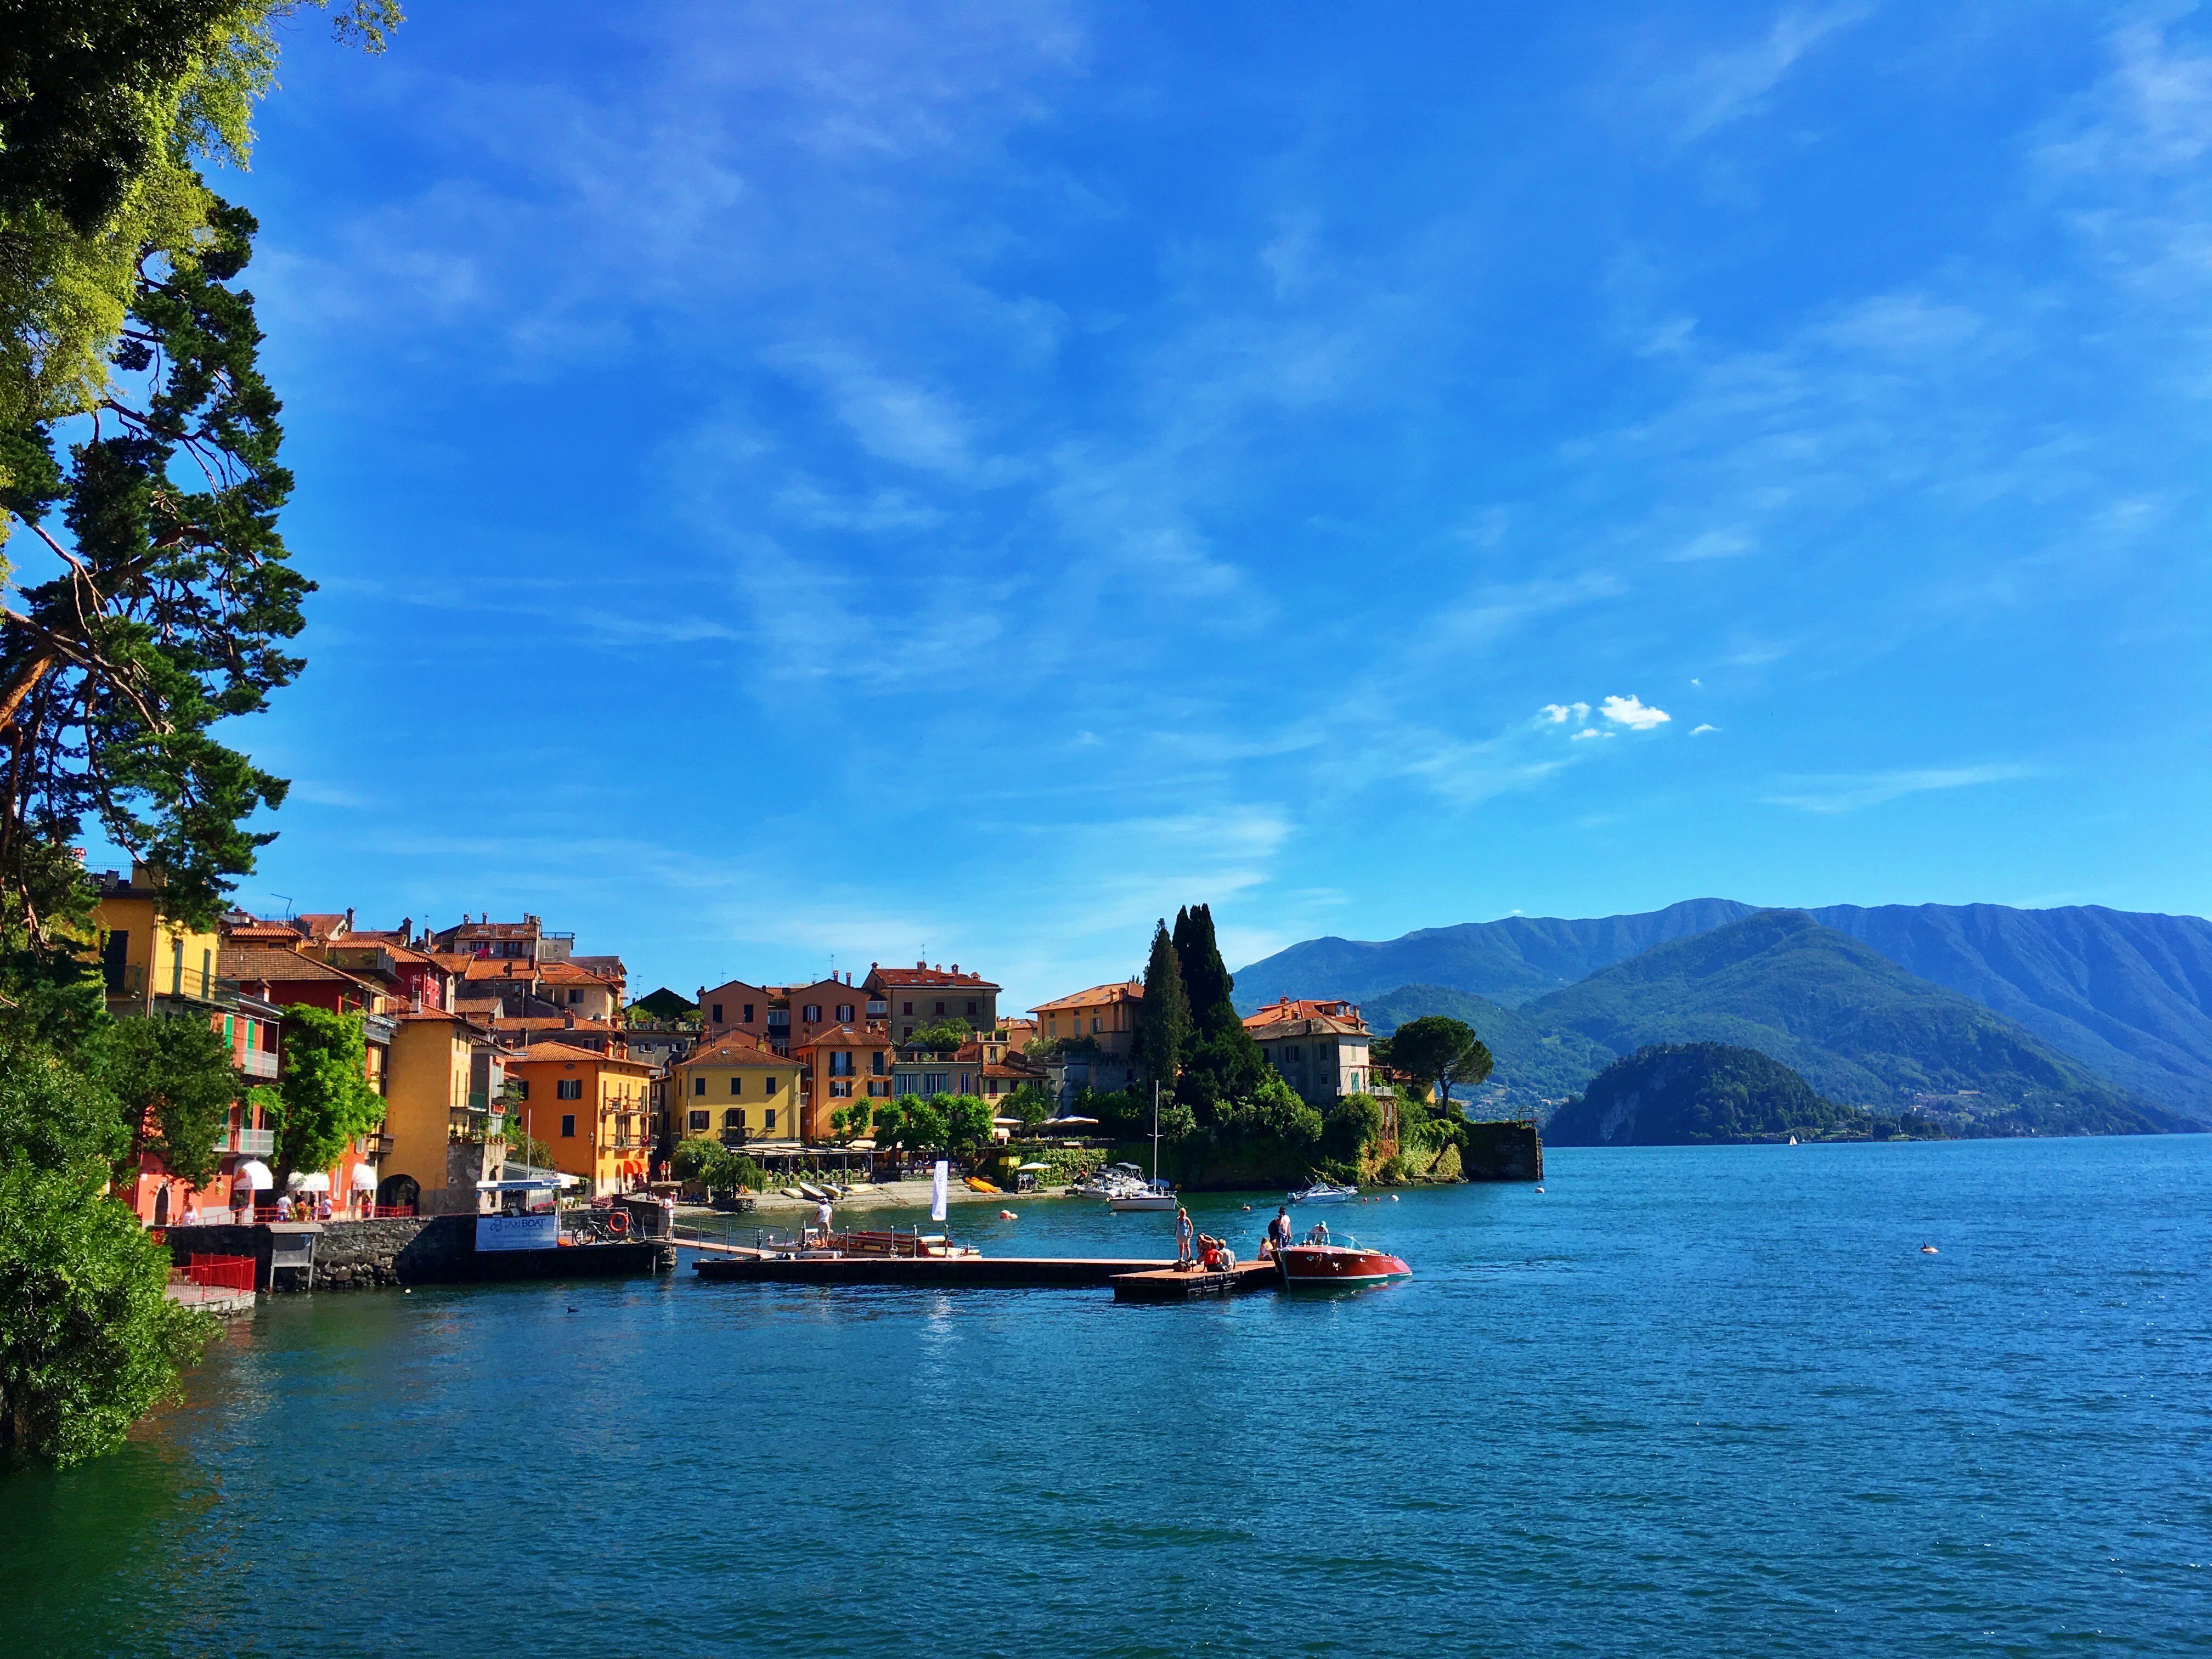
1691 723 1718 735
1540 701 1592 724
1667 3 1874 142
1762 763 2035 814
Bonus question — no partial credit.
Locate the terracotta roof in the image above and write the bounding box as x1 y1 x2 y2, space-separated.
460 957 616 986
492 1014 624 1032
793 1023 890 1053
510 1040 651 1072
218 946 380 989
1031 979 1143 1014
867 962 999 989
678 1034 801 1069
1243 997 1368 1034
223 919 306 945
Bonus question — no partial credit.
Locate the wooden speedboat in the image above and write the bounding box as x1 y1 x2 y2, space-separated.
1275 1242 1411 1290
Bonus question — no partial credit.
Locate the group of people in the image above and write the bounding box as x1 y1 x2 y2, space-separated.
1254 1207 1331 1259
235 1188 337 1223
1173 1206 1237 1272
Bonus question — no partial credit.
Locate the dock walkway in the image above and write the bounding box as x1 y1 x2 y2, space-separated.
1111 1261 1278 1301
693 1254 1175 1289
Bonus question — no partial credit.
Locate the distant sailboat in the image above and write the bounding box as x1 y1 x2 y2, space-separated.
1788 1136 1798 1146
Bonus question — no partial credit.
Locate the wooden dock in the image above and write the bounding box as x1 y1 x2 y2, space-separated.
692 1254 1176 1289
1111 1261 1278 1301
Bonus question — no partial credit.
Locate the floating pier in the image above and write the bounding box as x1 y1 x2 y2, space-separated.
692 1254 1175 1289
1110 1261 1278 1301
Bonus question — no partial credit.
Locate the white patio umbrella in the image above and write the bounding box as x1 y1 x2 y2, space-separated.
290 1171 331 1193
235 1160 274 1190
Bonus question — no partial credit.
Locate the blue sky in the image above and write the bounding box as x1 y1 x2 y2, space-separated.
165 1 2212 1012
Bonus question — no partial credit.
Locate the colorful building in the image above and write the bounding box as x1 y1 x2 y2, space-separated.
793 1023 894 1139
379 1008 504 1215
669 1034 804 1146
864 961 1000 1042
504 1040 653 1194
1243 998 1374 1106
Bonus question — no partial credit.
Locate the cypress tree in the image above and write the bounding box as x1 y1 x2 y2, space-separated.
1136 919 1192 1087
1178 902 1235 1030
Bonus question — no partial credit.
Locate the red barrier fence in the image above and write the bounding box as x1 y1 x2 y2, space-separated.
188 1254 256 1293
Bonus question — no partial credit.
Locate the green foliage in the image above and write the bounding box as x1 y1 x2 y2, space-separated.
84 1011 236 1188
1073 1084 1143 1138
0 1048 208 1466
906 1018 971 1052
872 1093 995 1157
1321 1092 1384 1164
1545 1042 1944 1146
271 1003 380 1178
670 1136 761 1194
1382 1015 1493 1111
1171 904 1234 1026
0 1 400 535
1006 1081 1050 1134
1136 918 1190 1086
828 1102 874 1142
1 201 309 940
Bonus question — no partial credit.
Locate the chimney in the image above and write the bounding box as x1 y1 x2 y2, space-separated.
917 960 926 970
399 916 411 940
345 906 354 929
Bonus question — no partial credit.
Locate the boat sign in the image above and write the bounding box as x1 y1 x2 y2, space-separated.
477 1212 560 1252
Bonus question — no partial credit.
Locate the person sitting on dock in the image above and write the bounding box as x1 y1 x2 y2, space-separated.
1175 1206 1195 1269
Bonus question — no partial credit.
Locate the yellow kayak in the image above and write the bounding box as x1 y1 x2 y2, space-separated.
964 1176 1001 1194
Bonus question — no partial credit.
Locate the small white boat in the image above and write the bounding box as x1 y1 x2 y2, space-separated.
1108 1178 1177 1213
1289 1178 1357 1204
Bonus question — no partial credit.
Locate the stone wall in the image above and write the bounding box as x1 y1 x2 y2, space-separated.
162 1216 476 1290
1463 1120 1543 1182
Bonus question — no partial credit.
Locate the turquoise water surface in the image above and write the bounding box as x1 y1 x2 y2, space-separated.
5 1136 2210 1656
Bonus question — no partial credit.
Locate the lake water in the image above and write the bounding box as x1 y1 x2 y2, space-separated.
5 1136 2209 1656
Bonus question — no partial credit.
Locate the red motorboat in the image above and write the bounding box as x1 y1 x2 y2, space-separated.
1274 1241 1412 1291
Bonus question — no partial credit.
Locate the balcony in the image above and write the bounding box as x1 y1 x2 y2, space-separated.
447 1106 505 1144
238 1047 280 1080
215 1125 276 1156
106 962 239 1011
356 1132 394 1159
362 1012 397 1046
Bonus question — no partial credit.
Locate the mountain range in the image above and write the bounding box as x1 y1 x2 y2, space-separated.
1237 899 2212 1124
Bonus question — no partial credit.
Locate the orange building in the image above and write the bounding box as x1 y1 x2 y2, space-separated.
793 1023 894 1139
504 1040 654 1195
1030 980 1143 1052
695 974 869 1051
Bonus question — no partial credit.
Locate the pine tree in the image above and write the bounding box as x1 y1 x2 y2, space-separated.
1136 918 1192 1087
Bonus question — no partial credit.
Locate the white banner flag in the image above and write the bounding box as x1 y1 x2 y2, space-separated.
930 1160 949 1222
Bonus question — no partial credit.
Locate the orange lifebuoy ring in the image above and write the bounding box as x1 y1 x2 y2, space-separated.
605 1209 630 1238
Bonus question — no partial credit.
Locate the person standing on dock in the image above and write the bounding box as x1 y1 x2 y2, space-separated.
1176 1206 1195 1269
1267 1207 1293 1257
814 1196 833 1246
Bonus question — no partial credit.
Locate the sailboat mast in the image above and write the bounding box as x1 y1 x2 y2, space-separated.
1151 1079 1160 1187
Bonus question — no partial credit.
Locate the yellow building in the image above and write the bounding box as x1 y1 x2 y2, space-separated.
670 1032 804 1146
381 1009 501 1215
505 1040 653 1195
92 865 225 1015
1030 980 1143 1053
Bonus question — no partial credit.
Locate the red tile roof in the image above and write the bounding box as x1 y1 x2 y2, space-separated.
792 1023 890 1053
1243 998 1369 1036
677 1034 801 1069
1031 979 1143 1013
510 1041 651 1072
867 961 999 990
217 946 382 991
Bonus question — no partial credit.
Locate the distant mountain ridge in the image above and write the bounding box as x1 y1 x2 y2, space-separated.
1518 911 2177 1137
1237 898 2212 1120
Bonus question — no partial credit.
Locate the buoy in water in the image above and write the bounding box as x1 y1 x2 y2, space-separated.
1390 1194 1400 1201
1241 1204 1251 1211
1000 1210 1018 1220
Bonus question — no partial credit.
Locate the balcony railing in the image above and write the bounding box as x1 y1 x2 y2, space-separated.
106 962 239 1009
448 1106 505 1144
356 1132 394 1159
238 1047 280 1080
215 1125 276 1156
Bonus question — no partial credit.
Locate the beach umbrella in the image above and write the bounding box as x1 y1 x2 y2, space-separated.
1016 1162 1051 1172
235 1160 274 1190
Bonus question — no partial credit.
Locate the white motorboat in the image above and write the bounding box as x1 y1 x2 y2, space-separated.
1289 1178 1357 1204
1108 1178 1177 1213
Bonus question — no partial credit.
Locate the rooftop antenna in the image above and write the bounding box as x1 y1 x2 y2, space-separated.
272 893 293 919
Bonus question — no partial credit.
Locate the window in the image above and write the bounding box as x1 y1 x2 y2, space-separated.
764 1109 776 1131
729 1076 743 1096
692 1076 706 1096
967 1001 978 1017
1092 1017 1102 1034
724 1109 742 1130
902 1001 913 1015
568 989 582 1004
743 1003 754 1023
515 1080 531 1101
763 1074 778 1093
710 1003 723 1023
923 1071 950 1094
832 1081 851 1097
868 1080 888 1097
837 1003 854 1022
934 1000 946 1015
871 1051 885 1076
560 1114 577 1138
557 1078 583 1100
688 1110 708 1132
803 1004 821 1023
